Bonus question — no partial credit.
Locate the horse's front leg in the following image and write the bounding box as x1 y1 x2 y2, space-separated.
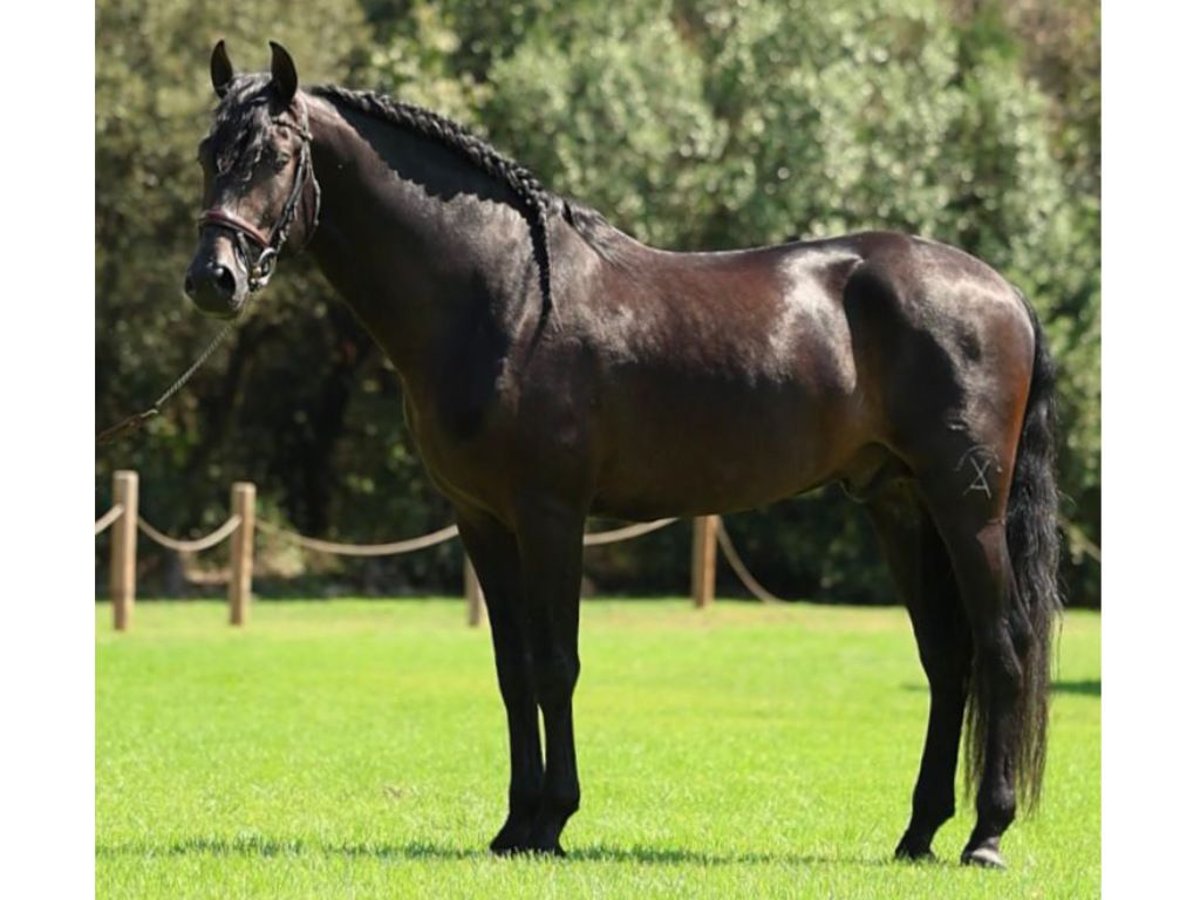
456 508 543 854
514 496 585 855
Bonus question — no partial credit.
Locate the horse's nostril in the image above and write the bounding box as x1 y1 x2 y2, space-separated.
213 265 236 296
183 274 196 298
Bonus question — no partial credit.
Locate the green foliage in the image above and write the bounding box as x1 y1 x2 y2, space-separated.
96 600 1101 896
95 0 1100 604
360 1 492 120
486 10 725 248
95 0 457 589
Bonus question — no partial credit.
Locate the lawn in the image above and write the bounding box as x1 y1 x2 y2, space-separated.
96 599 1100 898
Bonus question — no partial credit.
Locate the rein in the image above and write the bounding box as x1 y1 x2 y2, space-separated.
97 108 321 446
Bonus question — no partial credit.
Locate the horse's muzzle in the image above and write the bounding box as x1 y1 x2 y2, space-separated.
184 255 246 319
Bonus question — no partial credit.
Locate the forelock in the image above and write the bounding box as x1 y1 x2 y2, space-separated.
207 75 289 179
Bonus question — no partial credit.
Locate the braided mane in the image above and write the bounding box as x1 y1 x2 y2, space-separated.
210 78 626 326
312 84 574 324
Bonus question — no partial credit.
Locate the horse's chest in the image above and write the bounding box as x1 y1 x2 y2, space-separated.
402 373 528 518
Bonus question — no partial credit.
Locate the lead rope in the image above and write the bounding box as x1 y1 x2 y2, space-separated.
96 310 245 445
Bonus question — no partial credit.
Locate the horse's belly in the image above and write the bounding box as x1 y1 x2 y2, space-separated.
592 381 863 519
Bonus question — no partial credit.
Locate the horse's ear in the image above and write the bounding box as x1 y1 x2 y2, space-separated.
268 41 298 104
211 40 234 98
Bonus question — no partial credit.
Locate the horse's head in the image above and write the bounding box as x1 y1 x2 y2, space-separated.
184 41 319 319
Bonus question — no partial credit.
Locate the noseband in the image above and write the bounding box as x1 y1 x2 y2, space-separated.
197 111 321 293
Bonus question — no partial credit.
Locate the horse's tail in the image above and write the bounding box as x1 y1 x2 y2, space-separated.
965 292 1062 811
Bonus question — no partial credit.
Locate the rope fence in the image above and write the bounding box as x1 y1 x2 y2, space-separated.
94 504 125 536
584 518 678 546
1060 514 1101 564
95 469 1101 633
253 517 680 556
715 519 782 604
256 519 460 556
138 515 242 553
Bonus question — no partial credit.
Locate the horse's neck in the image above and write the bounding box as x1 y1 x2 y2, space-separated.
303 95 534 395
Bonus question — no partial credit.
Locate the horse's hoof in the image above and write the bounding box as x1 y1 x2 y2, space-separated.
489 842 564 858
489 821 533 855
960 845 1007 869
894 831 935 862
489 828 565 858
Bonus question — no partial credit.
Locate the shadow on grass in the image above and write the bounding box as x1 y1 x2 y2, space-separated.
95 836 481 862
566 845 898 867
900 679 1100 697
96 835 914 868
1052 679 1101 696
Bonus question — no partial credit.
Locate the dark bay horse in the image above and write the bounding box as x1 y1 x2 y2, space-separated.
184 42 1060 868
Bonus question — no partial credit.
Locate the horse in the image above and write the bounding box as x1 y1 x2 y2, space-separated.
184 41 1060 869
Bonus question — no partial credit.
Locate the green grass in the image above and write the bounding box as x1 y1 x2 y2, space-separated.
97 599 1099 898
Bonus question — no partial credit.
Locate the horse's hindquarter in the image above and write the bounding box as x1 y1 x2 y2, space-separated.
582 242 874 518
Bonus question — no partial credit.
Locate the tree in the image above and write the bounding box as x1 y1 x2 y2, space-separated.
96 0 1100 604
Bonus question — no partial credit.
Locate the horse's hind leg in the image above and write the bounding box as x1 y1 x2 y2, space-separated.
866 481 970 861
917 456 1027 869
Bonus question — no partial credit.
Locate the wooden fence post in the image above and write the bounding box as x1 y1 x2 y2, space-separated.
691 515 717 609
465 556 487 627
228 482 256 626
110 470 139 631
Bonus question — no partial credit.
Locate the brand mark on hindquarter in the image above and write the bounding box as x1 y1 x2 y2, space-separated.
955 445 1001 499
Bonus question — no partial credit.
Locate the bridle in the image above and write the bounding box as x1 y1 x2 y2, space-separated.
196 109 321 293
97 103 322 445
